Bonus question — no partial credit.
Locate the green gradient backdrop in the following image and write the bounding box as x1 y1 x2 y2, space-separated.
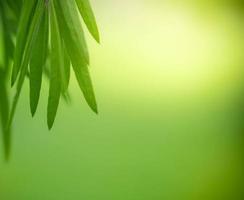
1 0 244 199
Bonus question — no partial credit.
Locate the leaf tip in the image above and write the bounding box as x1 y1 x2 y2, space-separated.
30 99 38 117
94 32 100 44
11 75 16 87
4 149 11 162
3 129 11 162
30 108 36 117
11 64 19 87
91 104 98 114
47 120 54 130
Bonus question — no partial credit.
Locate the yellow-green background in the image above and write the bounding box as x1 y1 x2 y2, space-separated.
1 0 244 199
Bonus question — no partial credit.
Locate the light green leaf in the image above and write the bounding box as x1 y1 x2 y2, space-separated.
75 0 100 42
29 8 49 116
54 0 98 113
47 1 62 130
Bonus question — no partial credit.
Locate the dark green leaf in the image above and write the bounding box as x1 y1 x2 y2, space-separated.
29 8 49 116
47 1 62 130
0 2 15 70
7 0 46 135
11 0 37 86
6 0 22 18
0 71 11 160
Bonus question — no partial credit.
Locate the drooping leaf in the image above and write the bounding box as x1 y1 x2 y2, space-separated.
54 0 89 64
54 0 98 113
29 8 49 116
0 0 100 159
47 1 62 130
7 0 46 135
0 70 11 160
60 42 70 93
0 1 15 70
11 0 37 86
75 0 100 42
0 2 15 160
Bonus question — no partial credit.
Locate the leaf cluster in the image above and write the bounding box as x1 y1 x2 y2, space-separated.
0 0 99 159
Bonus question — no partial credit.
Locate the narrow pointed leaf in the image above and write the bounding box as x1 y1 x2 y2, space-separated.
11 0 37 85
54 0 97 113
0 71 11 160
72 59 98 113
61 44 70 92
29 9 49 116
75 0 100 42
47 2 62 130
0 2 15 69
7 0 46 135
54 0 89 64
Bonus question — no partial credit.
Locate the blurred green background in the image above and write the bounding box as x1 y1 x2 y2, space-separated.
1 0 244 199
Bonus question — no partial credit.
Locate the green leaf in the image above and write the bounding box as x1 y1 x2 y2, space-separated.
0 71 11 160
54 0 89 64
75 0 100 42
60 42 70 93
11 0 37 86
7 0 46 135
0 1 15 69
54 0 98 113
47 1 62 130
0 0 100 158
6 0 22 18
29 8 49 116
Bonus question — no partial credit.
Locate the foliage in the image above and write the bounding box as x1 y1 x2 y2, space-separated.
0 0 99 159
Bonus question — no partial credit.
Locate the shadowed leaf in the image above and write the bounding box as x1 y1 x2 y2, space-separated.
47 1 62 130
60 42 70 93
7 0 46 138
0 71 11 160
11 0 37 86
29 8 49 116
